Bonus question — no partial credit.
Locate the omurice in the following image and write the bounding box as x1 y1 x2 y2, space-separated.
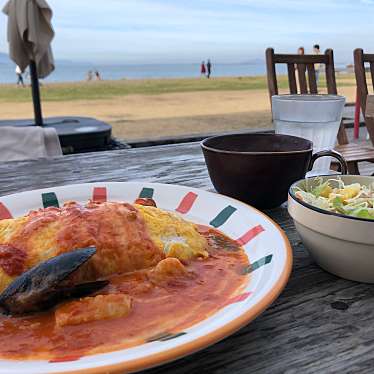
0 198 249 360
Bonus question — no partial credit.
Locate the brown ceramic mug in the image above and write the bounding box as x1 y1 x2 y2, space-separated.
201 133 347 209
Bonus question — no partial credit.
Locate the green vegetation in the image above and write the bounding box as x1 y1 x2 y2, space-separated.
0 74 356 103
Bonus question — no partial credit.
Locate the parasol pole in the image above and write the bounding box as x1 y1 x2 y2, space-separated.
29 60 43 126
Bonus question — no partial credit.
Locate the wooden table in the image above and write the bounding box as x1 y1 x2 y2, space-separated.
0 143 372 373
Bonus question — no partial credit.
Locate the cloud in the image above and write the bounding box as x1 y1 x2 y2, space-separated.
0 0 373 63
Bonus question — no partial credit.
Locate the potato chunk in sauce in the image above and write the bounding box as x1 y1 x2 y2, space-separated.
149 258 190 282
55 294 132 327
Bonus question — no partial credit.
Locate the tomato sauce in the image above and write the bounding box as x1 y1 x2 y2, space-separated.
0 228 249 361
0 245 26 276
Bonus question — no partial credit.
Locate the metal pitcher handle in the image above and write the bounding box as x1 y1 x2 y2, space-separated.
309 150 348 175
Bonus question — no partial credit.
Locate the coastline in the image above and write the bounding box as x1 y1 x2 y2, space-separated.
0 62 271 84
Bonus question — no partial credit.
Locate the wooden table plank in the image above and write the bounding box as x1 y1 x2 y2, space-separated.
0 143 373 374
0 143 211 196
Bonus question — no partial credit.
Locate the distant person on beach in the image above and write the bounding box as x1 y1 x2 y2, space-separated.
200 61 206 77
86 70 93 81
95 70 102 80
313 44 321 82
15 65 25 87
207 59 212 78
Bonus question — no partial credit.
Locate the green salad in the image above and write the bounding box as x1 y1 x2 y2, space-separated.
294 178 374 220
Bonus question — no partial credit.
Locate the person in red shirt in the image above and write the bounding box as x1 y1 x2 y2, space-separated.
200 61 206 76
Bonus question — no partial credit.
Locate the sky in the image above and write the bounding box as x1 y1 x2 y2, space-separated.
0 0 373 64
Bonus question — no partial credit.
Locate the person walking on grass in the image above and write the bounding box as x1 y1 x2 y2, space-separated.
95 70 102 80
15 65 25 87
86 70 93 81
313 44 321 83
200 61 206 77
207 59 212 78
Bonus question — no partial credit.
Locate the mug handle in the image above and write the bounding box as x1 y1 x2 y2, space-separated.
308 150 348 175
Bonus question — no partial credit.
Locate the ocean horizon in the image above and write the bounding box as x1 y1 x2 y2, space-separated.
0 60 351 84
0 61 284 84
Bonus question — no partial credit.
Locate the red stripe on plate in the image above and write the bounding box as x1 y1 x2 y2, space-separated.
176 192 198 214
224 291 252 306
49 355 81 363
93 187 107 203
0 203 12 220
236 225 264 246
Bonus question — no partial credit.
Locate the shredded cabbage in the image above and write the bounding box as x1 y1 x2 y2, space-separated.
293 177 374 220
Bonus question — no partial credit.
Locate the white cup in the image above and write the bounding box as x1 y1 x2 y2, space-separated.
272 94 346 175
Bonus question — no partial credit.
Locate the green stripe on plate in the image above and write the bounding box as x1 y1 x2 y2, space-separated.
210 205 237 228
139 187 154 199
242 254 273 274
42 192 59 208
147 332 186 342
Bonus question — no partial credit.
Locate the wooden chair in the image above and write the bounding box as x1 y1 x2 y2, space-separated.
354 48 374 145
266 47 374 174
365 95 374 175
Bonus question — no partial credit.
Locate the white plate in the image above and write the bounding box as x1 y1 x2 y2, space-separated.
0 182 292 373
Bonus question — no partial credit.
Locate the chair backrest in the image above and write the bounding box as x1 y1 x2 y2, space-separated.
266 47 348 145
354 48 374 145
364 95 374 145
354 49 374 117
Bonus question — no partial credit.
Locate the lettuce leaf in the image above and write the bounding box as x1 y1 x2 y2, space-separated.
311 181 330 197
331 197 346 214
350 208 374 220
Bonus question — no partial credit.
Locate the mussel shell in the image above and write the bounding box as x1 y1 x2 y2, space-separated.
0 247 107 315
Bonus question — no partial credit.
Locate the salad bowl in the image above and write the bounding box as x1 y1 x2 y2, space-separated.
288 175 374 283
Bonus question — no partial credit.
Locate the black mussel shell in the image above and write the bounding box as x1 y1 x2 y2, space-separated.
0 247 108 315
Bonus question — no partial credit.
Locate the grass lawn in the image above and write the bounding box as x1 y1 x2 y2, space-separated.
0 73 357 103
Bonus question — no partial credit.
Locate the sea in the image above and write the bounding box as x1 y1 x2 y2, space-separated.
0 61 280 84
0 60 350 84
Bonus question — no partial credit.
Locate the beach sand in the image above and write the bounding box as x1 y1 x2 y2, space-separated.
0 85 356 141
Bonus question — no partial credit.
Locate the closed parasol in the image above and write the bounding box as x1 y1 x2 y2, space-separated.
2 0 55 126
